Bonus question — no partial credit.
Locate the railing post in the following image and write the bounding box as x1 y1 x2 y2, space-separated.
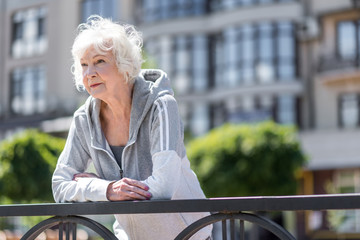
222 220 227 240
240 220 245 240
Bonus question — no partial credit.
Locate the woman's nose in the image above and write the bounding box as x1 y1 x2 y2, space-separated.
85 65 97 78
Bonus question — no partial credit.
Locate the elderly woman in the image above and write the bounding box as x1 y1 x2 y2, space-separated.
52 16 212 240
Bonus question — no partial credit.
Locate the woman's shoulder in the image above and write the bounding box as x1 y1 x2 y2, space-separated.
73 101 87 118
73 96 95 121
152 94 180 119
154 94 177 106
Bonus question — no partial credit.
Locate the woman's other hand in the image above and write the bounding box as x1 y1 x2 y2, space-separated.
73 172 99 181
106 178 152 201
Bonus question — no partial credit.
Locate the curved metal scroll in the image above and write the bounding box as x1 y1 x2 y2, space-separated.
175 212 296 240
21 215 117 240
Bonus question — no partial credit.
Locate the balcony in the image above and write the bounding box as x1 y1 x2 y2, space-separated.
317 55 360 87
318 55 360 73
1 194 360 239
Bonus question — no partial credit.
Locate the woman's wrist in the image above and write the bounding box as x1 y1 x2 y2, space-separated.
106 181 115 201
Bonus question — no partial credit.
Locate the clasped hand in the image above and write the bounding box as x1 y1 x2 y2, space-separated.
73 172 152 201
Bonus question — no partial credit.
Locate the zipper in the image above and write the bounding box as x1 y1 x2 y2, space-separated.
119 139 135 180
91 145 125 180
91 136 136 180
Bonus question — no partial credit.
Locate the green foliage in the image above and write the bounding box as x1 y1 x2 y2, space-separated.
325 181 350 231
141 50 158 69
187 121 307 197
0 129 65 203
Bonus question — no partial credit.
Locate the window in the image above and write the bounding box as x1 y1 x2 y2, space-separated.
173 36 192 94
81 0 117 22
192 35 209 92
212 34 225 88
210 102 227 128
277 95 296 125
277 22 296 80
222 22 296 86
210 0 296 12
146 35 208 93
140 0 206 23
227 95 273 123
337 21 358 60
177 0 195 17
259 95 274 112
178 103 190 129
339 93 360 128
256 22 296 82
327 170 360 233
190 103 210 136
258 0 272 3
142 0 160 22
257 22 275 83
224 27 241 87
159 0 172 20
336 170 358 194
240 24 256 85
172 34 209 94
11 7 47 59
10 66 46 115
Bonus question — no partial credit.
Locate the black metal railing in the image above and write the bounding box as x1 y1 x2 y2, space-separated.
318 55 360 72
1 193 360 240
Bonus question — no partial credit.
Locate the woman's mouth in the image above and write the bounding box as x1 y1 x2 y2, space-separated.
90 83 102 88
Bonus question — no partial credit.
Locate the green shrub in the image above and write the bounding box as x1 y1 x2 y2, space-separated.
0 129 65 203
187 121 307 197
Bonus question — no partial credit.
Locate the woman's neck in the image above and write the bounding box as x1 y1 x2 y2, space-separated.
100 83 133 121
99 83 134 146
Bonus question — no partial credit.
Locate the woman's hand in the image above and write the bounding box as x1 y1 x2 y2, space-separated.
73 172 99 181
106 178 152 201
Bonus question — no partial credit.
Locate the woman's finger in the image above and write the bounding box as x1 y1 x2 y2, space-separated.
121 178 149 191
123 190 149 200
126 185 152 199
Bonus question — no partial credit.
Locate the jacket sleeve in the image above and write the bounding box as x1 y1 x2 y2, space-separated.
141 95 184 199
52 118 111 202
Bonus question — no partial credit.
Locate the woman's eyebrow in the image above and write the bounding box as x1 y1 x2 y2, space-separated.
93 54 108 59
80 54 108 62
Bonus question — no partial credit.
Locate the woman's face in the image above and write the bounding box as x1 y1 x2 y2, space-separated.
80 45 126 99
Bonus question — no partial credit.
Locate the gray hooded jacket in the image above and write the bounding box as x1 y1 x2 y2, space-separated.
52 69 212 240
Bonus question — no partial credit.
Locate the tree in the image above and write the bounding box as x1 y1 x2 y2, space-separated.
0 129 65 203
186 121 307 197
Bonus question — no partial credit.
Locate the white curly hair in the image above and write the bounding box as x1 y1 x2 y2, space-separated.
71 15 143 91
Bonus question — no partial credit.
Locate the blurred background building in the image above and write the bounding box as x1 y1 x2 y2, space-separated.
1 0 360 238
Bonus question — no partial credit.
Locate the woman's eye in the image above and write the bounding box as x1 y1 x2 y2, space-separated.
81 63 87 67
96 59 105 64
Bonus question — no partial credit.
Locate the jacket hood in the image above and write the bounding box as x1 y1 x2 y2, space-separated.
83 69 174 146
129 69 174 140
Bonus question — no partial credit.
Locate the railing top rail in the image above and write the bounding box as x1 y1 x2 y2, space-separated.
1 193 359 217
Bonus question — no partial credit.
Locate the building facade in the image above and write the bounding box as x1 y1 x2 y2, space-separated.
0 0 82 139
1 0 360 238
